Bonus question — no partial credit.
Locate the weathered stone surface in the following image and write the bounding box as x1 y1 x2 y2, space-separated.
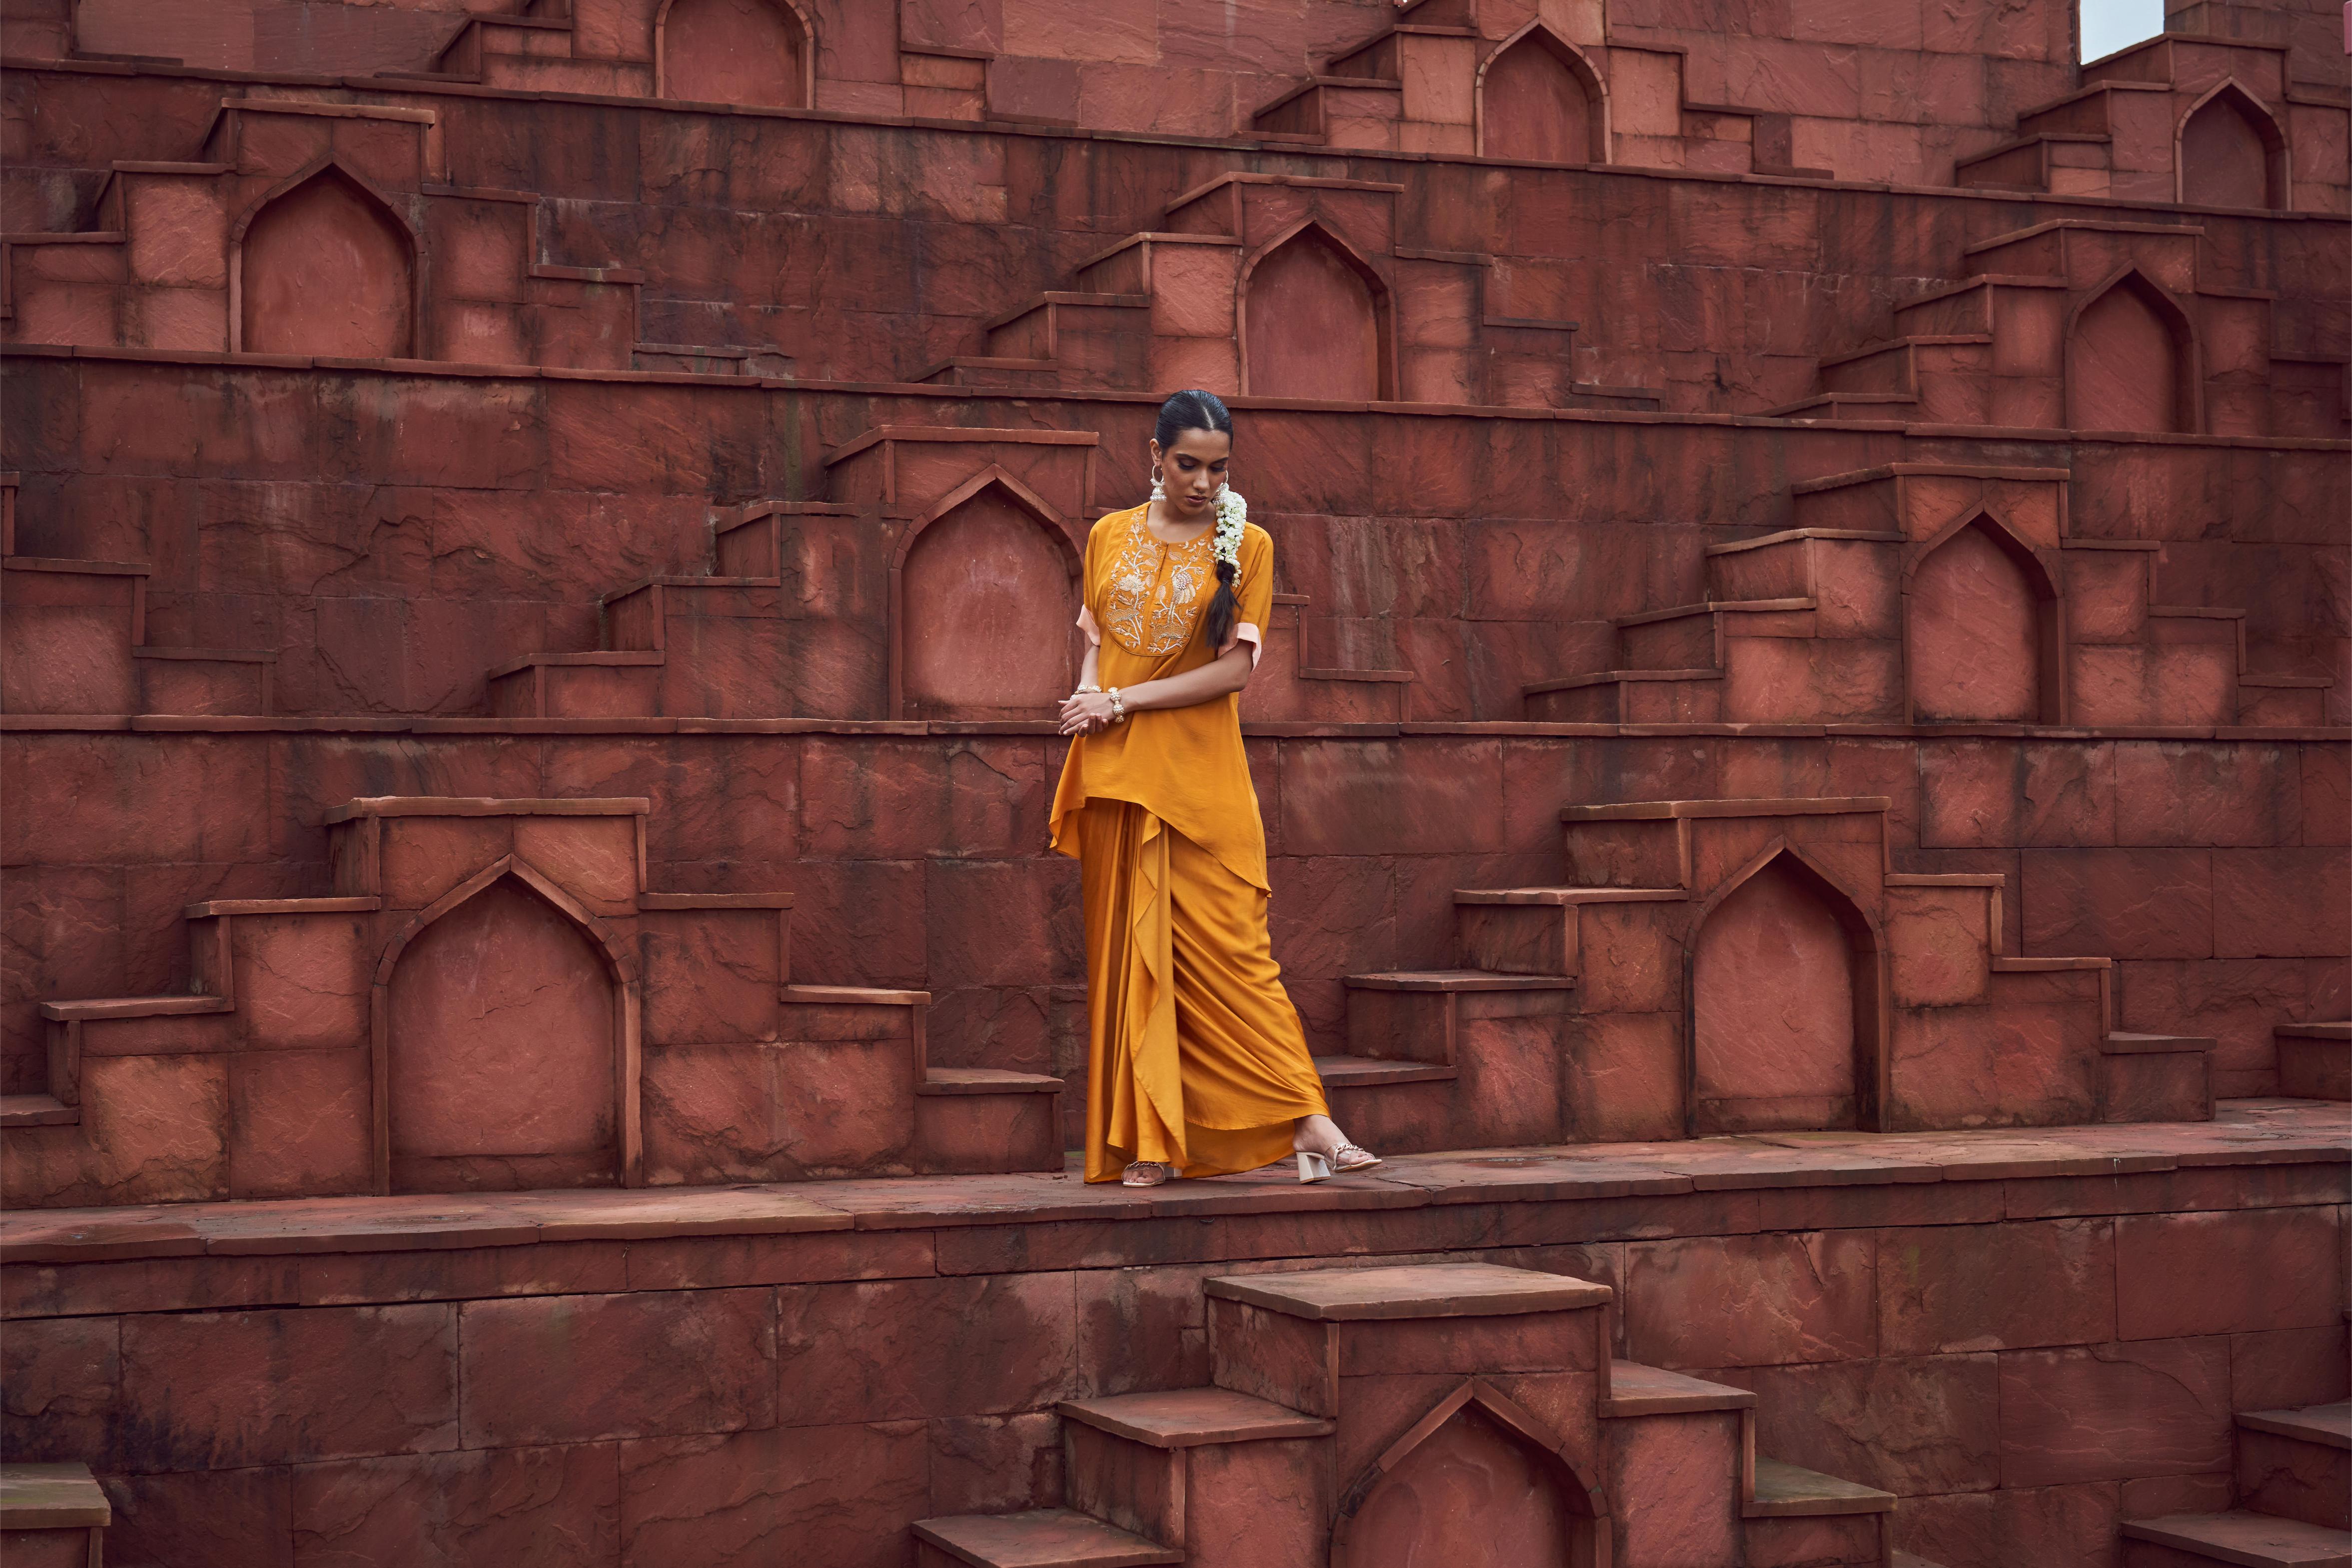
459 1289 777 1446
1998 1338 2234 1487
115 1304 458 1470
1625 1231 1876 1369
1877 1218 2116 1355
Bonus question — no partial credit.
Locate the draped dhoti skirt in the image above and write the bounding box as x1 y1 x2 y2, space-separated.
1074 798 1331 1183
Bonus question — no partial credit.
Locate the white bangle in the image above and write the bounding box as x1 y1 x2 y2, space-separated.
1107 687 1126 722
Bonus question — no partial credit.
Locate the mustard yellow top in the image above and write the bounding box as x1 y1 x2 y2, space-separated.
1048 503 1276 890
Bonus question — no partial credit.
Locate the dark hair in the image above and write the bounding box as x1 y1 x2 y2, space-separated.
1154 389 1241 652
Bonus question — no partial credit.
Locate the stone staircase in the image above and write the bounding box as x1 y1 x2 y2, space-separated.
908 170 1660 411
1522 463 2338 729
480 424 1416 723
0 476 276 716
1240 0 1832 179
0 86 791 375
2121 1401 2351 1566
1316 793 2217 1153
1951 30 2336 211
915 1261 1924 1568
0 795 1060 1206
1766 217 2348 440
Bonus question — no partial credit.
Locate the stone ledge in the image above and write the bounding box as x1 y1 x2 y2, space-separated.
0 1102 2341 1267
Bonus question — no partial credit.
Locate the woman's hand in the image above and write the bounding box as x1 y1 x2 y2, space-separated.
1058 689 1117 735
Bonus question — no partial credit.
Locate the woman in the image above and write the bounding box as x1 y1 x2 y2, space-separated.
1050 389 1380 1188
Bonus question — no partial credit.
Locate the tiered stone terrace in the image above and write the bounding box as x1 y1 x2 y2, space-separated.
0 0 2346 1563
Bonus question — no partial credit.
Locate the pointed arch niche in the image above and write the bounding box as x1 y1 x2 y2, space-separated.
233 161 416 358
1240 219 1393 402
891 468 1082 719
2177 80 2287 210
1903 508 2064 724
1687 844 1884 1136
1476 23 1607 165
656 0 813 108
2067 266 2198 434
1332 1380 1607 1568
377 856 635 1193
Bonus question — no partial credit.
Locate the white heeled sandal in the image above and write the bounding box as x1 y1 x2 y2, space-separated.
1296 1144 1381 1183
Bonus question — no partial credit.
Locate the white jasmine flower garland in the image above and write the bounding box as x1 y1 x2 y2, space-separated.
1213 487 1246 571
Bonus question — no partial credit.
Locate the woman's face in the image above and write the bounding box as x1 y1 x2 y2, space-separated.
1152 428 1231 519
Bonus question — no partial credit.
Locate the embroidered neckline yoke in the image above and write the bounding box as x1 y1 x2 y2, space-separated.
1100 506 1214 657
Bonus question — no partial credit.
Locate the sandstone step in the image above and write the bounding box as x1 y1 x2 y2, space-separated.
1346 967 1579 992
2099 1032 2217 1123
1059 1387 1333 1448
2238 1404 2352 1532
1604 1359 1757 1417
1745 1457 1896 1519
2277 1023 2351 1101
913 1508 1179 1568
1600 1361 1754 1567
1745 1457 1895 1568
1060 1386 1333 1552
1955 130 2114 191
1312 1053 1458 1087
0 1461 110 1566
1523 666 1724 723
0 1094 75 1129
2120 1512 2352 1568
1210 1261 1610 1322
919 1068 1064 1097
1333 968 1580 1149
1763 391 1916 419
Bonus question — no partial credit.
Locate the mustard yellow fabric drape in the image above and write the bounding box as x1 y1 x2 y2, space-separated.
1049 504 1330 1182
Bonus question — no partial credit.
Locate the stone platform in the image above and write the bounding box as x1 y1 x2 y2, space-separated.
3 1102 2344 1566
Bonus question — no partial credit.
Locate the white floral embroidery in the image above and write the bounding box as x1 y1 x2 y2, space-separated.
1100 506 1215 657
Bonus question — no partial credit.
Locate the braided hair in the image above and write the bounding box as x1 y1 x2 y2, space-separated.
1154 389 1240 651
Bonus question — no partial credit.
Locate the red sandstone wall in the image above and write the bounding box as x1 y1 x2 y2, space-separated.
6 67 2344 406
2 726 2342 1136
24 0 2083 189
0 1156 2342 1566
4 364 2345 719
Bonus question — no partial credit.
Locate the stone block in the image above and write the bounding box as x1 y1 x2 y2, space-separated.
1997 1339 2232 1486
1604 1408 1743 1568
0 1315 118 1461
288 1443 621 1565
2114 1207 2346 1339
1562 1011 1684 1144
1876 1218 2116 1355
116 1304 457 1471
1624 1231 1875 1370
99 1466 294 1568
619 1421 930 1568
1710 1354 2002 1495
777 1274 1077 1424
227 1046 371 1200
639 907 784 1046
459 1289 778 1446
2020 849 2213 961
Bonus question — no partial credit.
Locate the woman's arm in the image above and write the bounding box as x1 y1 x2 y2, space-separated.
1057 643 1252 734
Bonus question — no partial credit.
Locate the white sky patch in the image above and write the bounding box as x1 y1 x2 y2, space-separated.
2082 0 2165 60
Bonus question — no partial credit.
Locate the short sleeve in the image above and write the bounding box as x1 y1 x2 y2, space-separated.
1223 525 1275 668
